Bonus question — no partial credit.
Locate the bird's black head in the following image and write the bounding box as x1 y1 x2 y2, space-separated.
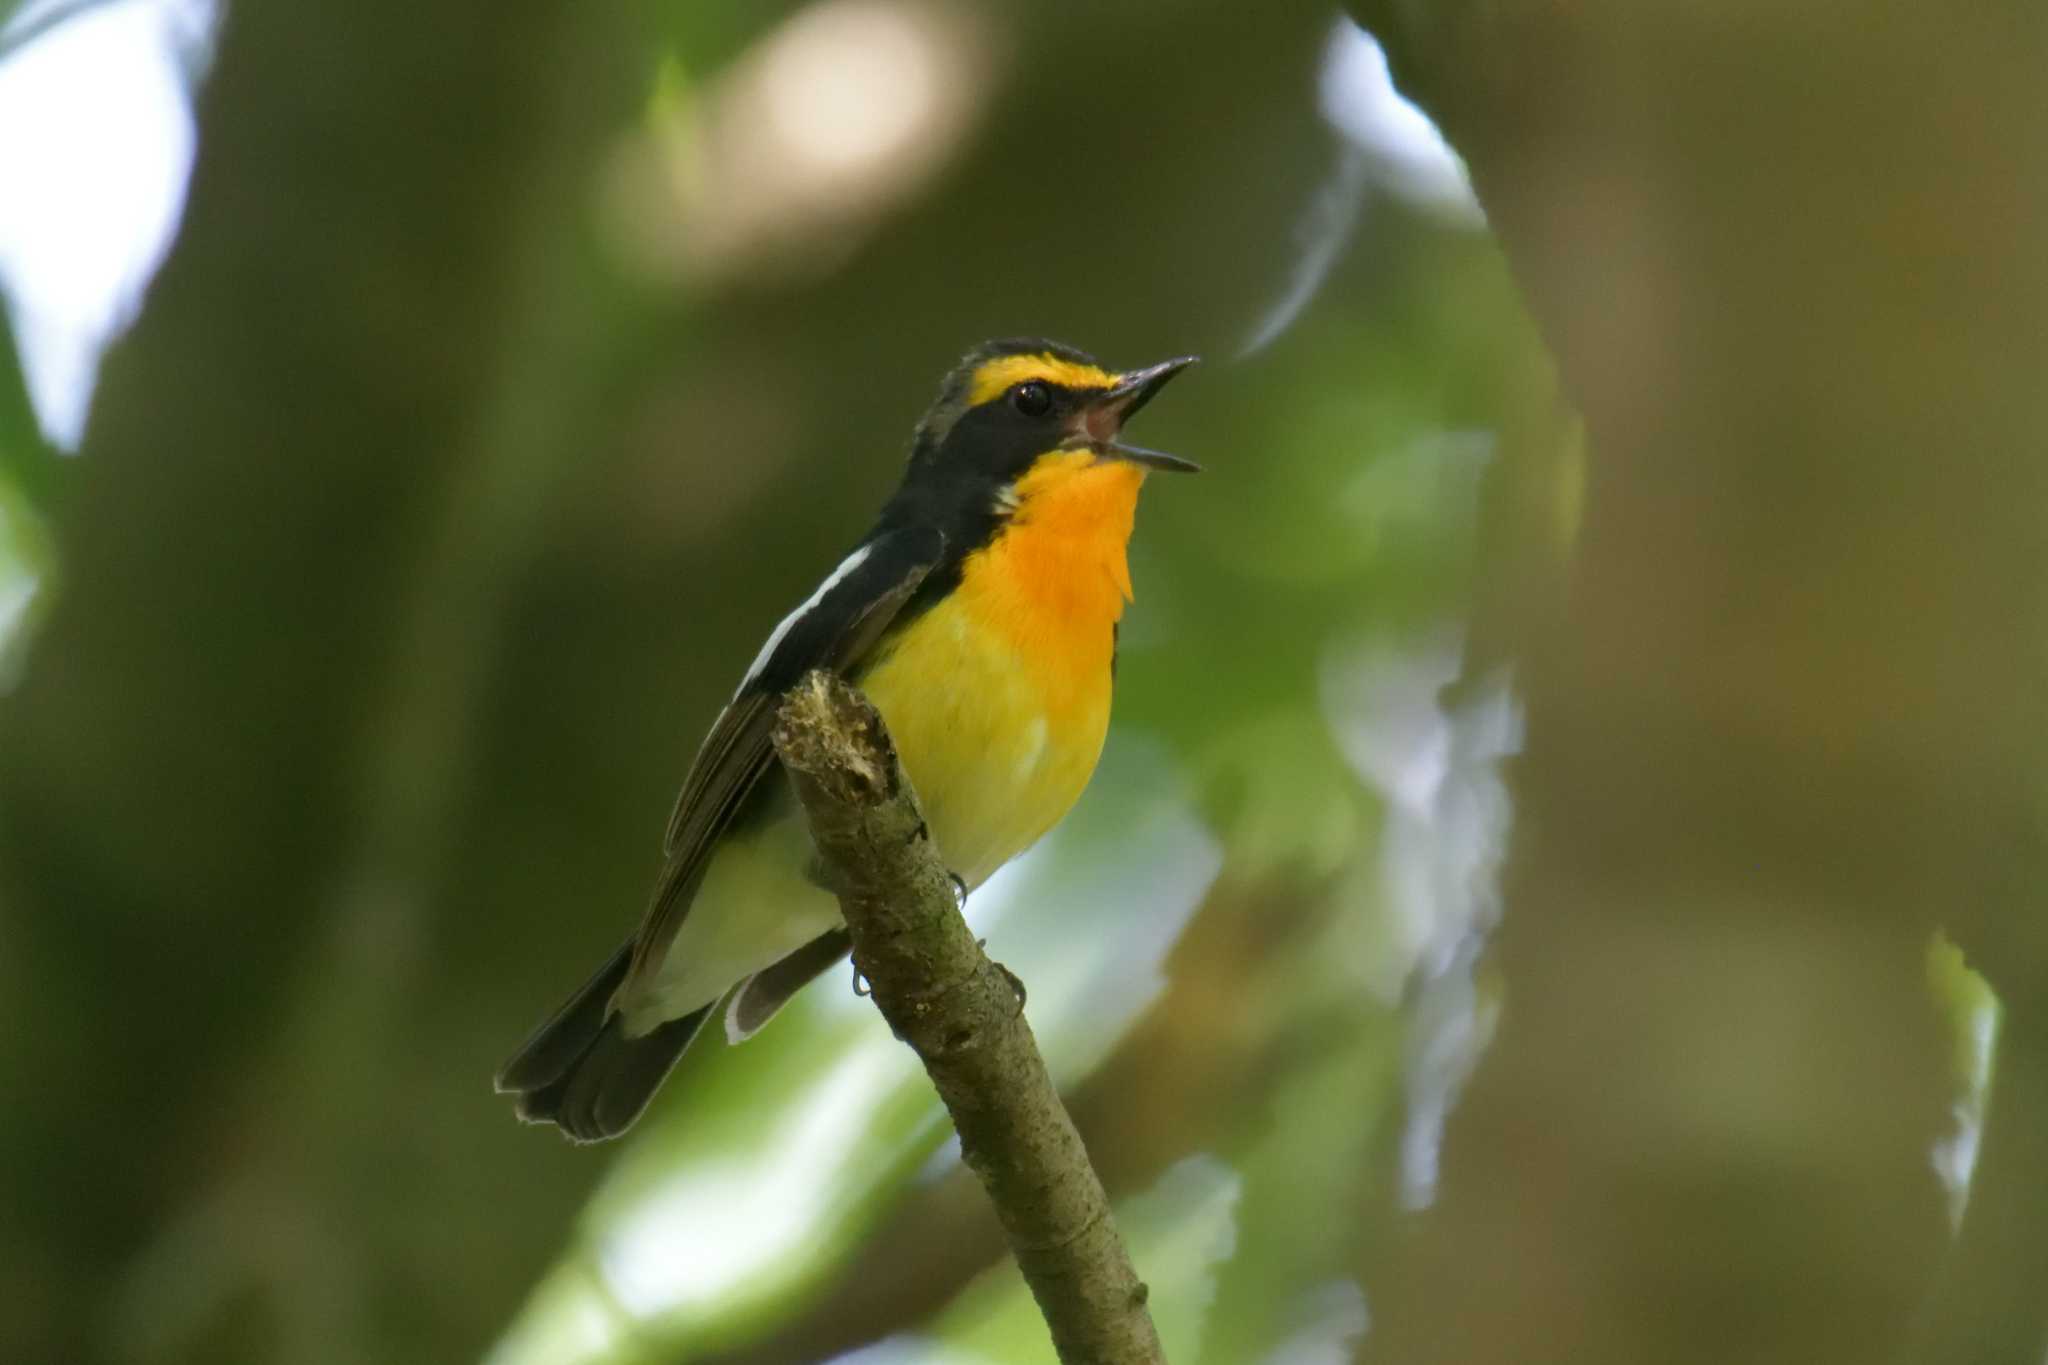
873 339 1199 610
901 337 1199 494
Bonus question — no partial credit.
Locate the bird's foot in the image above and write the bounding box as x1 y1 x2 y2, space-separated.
995 961 1028 1012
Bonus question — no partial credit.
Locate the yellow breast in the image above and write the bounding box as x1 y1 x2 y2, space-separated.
856 453 1145 887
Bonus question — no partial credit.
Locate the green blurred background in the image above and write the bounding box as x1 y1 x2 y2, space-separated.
1 2 2042 1363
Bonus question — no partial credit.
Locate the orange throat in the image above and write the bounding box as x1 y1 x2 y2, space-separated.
964 452 1144 667
849 452 1146 888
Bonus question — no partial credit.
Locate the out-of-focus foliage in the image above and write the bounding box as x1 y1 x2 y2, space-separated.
471 5 1540 1358
5 0 2035 1363
0 315 53 661
0 3 1544 1361
1345 3 2048 1364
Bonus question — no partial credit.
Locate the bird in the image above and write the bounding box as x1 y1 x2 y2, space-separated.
495 338 1199 1142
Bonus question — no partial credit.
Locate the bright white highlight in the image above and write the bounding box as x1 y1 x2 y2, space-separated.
1318 19 1478 222
1238 17 1480 357
0 0 211 445
1321 630 1521 1210
758 0 940 178
1263 1280 1371 1365
602 0 989 286
1237 147 1372 359
1932 989 1999 1229
597 1040 917 1317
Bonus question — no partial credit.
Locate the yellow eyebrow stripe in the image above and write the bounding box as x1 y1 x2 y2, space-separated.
967 354 1120 405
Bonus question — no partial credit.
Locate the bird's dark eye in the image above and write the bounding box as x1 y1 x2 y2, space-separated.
1010 381 1053 417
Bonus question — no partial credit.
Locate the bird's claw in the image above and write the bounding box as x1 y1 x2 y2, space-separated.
995 962 1028 1012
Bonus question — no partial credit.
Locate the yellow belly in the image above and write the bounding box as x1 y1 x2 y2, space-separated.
856 589 1113 888
857 455 1140 886
624 453 1142 1031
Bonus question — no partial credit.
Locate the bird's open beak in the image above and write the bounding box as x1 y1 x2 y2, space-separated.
1075 355 1201 472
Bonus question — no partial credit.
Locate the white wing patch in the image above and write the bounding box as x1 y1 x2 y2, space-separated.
734 544 873 699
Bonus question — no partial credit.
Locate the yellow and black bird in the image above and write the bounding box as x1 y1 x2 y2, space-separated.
496 339 1198 1141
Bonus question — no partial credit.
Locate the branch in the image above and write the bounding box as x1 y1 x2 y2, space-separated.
772 670 1165 1365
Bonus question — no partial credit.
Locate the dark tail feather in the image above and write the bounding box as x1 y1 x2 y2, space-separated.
496 946 631 1097
495 946 712 1143
510 1007 711 1143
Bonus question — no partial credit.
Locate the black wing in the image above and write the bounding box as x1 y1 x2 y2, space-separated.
621 524 943 995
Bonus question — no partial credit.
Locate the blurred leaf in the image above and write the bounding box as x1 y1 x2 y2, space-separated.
0 309 63 514
1927 934 2000 1227
0 314 57 666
